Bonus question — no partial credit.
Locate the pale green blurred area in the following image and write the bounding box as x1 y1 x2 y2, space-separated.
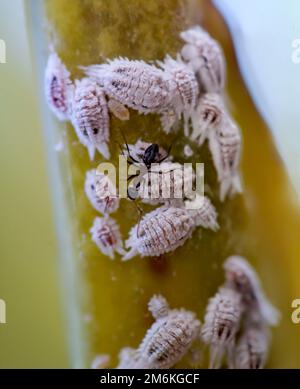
0 0 68 367
215 0 300 197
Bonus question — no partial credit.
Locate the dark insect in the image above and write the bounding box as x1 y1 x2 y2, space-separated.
125 142 170 169
120 132 172 201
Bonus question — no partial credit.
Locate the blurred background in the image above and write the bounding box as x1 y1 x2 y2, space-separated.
0 0 299 368
0 0 68 367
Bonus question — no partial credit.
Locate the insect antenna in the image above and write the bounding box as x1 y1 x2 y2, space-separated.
119 129 140 164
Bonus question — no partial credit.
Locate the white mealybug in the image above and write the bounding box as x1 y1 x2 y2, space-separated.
90 216 125 259
223 256 280 327
123 206 195 260
85 169 119 215
180 25 225 93
234 322 270 369
83 58 176 115
186 195 219 231
208 111 242 201
116 295 201 369
158 56 199 134
45 52 72 121
191 93 242 201
202 287 243 369
136 162 195 206
191 93 225 145
71 77 110 160
122 197 218 260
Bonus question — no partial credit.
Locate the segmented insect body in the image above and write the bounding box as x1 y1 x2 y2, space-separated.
137 162 195 206
85 169 119 215
90 216 125 259
185 195 220 231
191 93 225 145
223 256 280 326
180 26 225 93
123 197 218 260
202 287 243 369
71 78 110 160
117 295 201 369
190 93 242 201
45 52 72 121
209 117 242 202
234 323 270 369
158 56 199 134
123 206 195 260
209 114 242 201
138 306 201 368
84 58 176 115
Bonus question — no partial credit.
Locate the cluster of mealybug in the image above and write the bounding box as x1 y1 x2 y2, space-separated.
46 25 242 200
123 196 218 261
92 295 201 369
191 93 242 201
179 26 242 201
45 25 278 370
84 55 199 134
45 54 126 160
85 169 125 259
92 260 277 369
121 142 217 260
202 256 279 369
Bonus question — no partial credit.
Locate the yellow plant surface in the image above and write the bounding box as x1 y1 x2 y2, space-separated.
40 0 300 368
